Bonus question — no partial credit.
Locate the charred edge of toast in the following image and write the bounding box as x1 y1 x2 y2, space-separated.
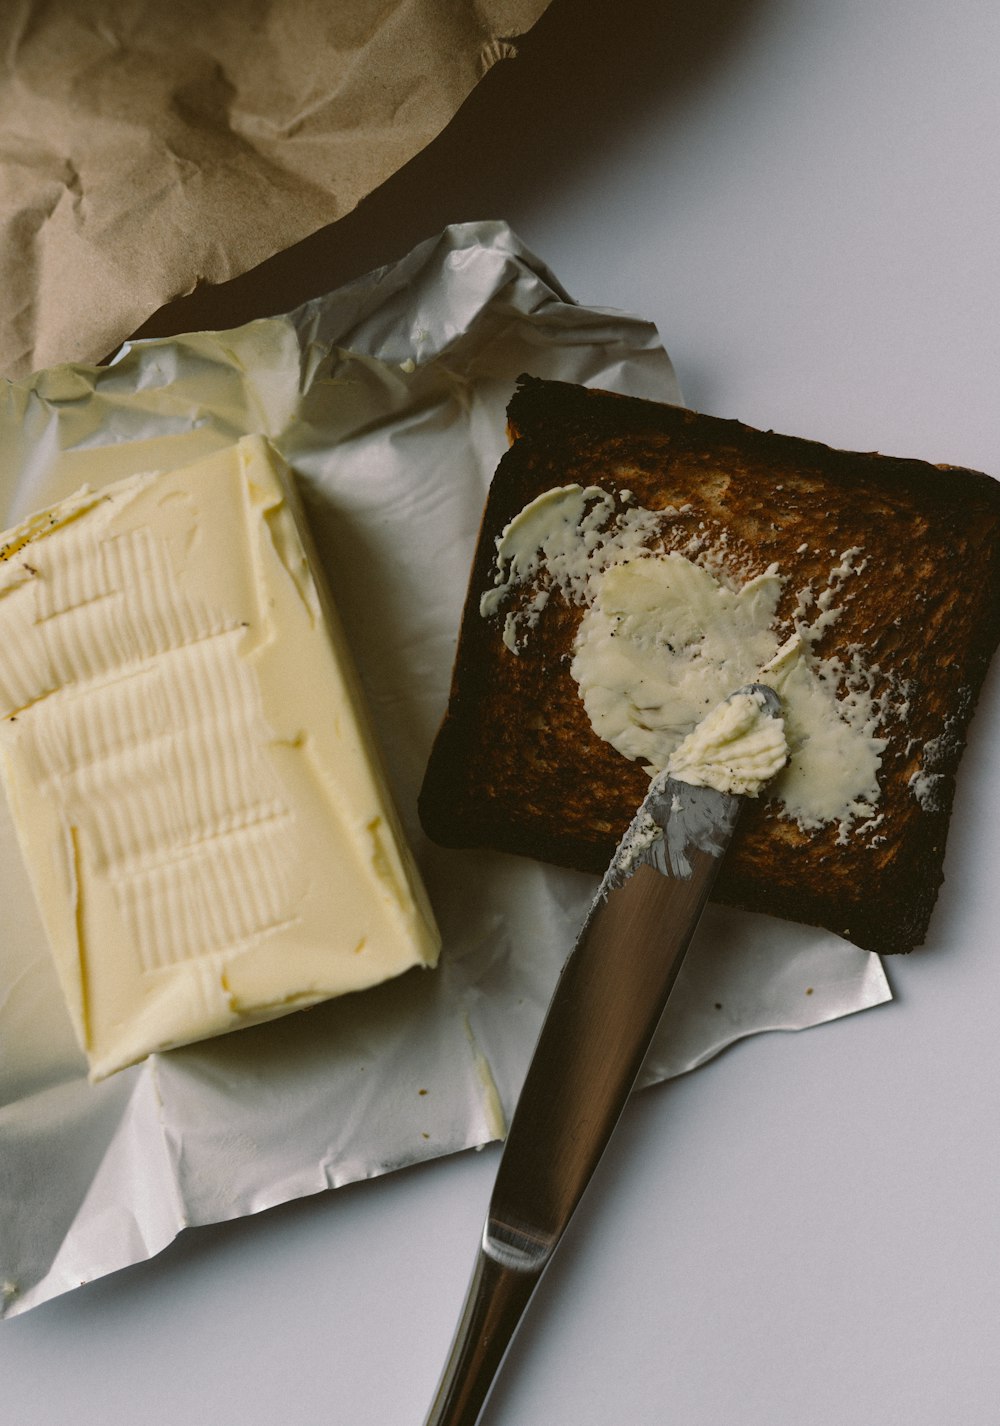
506 376 1000 512
420 376 1000 955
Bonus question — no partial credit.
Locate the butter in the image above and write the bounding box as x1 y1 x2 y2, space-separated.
667 689 788 796
0 436 439 1079
570 554 892 833
479 484 907 840
479 484 665 652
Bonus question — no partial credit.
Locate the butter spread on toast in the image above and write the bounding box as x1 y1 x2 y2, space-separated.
667 688 788 797
479 482 906 841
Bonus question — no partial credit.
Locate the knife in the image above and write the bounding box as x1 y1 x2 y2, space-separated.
423 684 784 1426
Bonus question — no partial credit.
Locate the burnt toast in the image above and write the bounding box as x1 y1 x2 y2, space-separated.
420 377 1000 954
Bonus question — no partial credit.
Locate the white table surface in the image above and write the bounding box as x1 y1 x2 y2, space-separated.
3 1 1000 1422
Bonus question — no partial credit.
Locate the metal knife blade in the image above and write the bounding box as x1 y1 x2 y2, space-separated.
424 684 783 1426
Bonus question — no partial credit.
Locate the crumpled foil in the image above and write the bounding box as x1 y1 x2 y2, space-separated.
0 221 891 1318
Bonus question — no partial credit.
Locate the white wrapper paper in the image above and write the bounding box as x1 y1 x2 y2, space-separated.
0 222 891 1318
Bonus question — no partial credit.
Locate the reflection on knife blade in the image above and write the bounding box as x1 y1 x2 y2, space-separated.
424 684 787 1426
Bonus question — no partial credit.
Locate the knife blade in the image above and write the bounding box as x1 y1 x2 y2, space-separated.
424 684 783 1426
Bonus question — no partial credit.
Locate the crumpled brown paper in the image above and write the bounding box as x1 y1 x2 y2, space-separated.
0 0 551 380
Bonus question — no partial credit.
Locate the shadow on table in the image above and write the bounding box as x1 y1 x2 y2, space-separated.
128 0 768 344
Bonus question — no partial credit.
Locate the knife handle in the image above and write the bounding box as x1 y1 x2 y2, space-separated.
422 697 779 1426
423 786 740 1426
423 845 726 1426
423 1244 540 1426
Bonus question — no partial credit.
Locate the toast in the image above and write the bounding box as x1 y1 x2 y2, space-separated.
419 377 1000 954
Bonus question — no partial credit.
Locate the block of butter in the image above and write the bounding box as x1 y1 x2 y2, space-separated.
0 436 440 1079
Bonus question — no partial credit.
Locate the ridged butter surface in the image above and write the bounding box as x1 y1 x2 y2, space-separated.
0 437 439 1079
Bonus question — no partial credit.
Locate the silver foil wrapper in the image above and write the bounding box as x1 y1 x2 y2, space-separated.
0 222 890 1317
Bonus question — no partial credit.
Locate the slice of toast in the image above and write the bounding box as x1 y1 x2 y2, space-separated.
419 377 1000 954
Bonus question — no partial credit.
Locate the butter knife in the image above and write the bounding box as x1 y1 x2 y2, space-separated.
423 684 783 1426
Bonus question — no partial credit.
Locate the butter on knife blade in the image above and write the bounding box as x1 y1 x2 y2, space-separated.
424 684 786 1426
0 436 439 1080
